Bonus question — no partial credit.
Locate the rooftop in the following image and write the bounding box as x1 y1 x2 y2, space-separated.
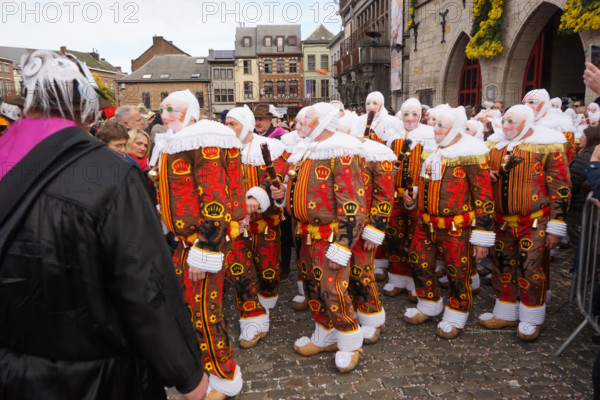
118 54 210 82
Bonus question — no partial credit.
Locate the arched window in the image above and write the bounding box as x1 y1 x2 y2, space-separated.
458 58 481 107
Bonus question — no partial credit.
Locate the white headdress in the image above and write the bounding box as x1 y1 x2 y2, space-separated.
493 105 535 150
307 102 340 141
15 50 105 123
523 89 551 121
165 89 200 128
227 105 255 142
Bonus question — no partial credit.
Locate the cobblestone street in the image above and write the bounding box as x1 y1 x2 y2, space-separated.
168 245 596 399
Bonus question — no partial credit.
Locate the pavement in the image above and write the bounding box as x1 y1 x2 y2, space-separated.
168 244 596 399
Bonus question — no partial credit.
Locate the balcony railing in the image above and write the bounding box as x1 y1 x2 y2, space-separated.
338 17 389 74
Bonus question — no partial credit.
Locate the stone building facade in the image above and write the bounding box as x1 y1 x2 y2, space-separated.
303 25 335 104
328 31 345 101
234 27 260 107
396 0 600 109
207 49 236 119
335 0 392 109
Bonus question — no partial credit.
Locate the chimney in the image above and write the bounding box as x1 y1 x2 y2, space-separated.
60 46 67 54
115 66 122 72
152 36 163 46
90 51 100 61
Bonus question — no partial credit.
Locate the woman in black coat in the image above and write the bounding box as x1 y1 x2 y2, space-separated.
568 125 600 245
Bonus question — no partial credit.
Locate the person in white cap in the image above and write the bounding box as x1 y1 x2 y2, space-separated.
479 105 570 341
151 90 245 399
351 91 403 144
271 102 366 372
465 119 485 141
281 106 310 311
522 89 575 304
224 105 287 338
402 106 495 339
376 98 434 300
523 89 576 162
426 104 452 128
550 97 562 109
344 108 396 344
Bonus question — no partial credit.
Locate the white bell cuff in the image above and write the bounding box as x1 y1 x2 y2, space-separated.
246 186 271 213
361 225 386 245
186 246 224 273
470 230 496 247
326 243 352 266
546 220 567 237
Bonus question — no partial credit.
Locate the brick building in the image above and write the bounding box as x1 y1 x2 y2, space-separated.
117 54 210 113
131 36 189 73
0 57 15 98
236 25 304 119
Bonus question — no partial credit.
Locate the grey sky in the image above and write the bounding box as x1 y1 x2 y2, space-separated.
1 0 342 73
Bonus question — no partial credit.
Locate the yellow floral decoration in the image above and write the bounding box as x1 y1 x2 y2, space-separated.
407 0 418 31
466 0 505 60
559 0 600 34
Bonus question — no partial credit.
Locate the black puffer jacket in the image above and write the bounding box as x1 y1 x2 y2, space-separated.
0 127 203 400
570 147 593 211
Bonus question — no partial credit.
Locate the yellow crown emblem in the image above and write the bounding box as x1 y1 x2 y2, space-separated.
228 148 240 157
381 160 393 172
313 266 323 281
315 165 331 180
339 155 352 165
377 202 391 215
172 159 191 175
202 147 220 160
343 201 359 216
230 263 244 275
520 238 533 251
205 201 224 218
262 268 276 280
351 265 362 278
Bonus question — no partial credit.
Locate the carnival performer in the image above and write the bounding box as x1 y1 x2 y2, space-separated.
272 102 367 372
523 89 575 304
403 106 495 339
224 106 287 325
377 98 435 301
351 91 403 145
478 105 570 341
523 89 577 162
281 107 312 311
151 90 244 399
340 111 396 344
